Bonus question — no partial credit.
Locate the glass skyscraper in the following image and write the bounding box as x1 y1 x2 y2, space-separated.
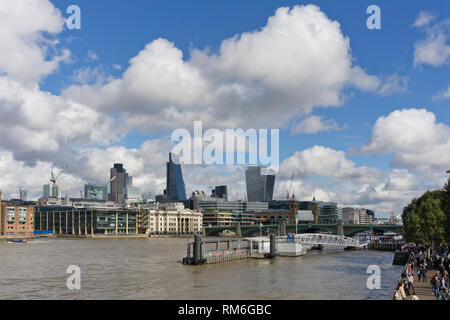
164 153 186 201
245 166 275 202
85 183 108 200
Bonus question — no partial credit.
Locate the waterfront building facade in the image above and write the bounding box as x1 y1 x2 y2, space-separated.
164 153 187 201
245 166 275 202
202 210 234 226
35 206 138 236
0 195 35 238
140 202 202 235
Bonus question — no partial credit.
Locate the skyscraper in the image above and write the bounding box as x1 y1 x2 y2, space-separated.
212 185 228 201
43 184 58 198
109 163 127 204
164 153 186 201
245 166 275 202
19 188 27 201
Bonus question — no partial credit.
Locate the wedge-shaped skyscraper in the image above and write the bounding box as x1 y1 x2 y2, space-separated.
245 166 275 202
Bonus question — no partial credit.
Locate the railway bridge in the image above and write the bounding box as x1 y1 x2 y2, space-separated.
203 223 404 237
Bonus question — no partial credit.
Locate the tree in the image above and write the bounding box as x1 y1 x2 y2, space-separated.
402 180 449 246
443 178 450 242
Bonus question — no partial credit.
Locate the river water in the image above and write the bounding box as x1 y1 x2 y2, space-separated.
0 238 402 300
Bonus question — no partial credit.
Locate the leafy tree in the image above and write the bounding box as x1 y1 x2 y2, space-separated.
402 181 449 246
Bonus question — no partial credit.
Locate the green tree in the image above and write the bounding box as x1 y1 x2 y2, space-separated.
443 178 450 242
402 179 449 246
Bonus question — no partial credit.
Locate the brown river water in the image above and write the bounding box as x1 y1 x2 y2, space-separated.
0 238 402 300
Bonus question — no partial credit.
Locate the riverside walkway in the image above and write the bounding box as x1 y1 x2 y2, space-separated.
406 269 435 301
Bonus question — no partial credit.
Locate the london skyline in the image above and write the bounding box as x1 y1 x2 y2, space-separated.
0 0 449 219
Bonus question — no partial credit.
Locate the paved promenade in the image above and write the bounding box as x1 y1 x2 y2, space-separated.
406 269 435 301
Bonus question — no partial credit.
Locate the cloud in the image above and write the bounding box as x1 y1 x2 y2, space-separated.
0 77 119 161
64 5 396 132
413 13 450 67
0 0 70 87
87 50 99 61
361 108 450 174
413 11 435 28
290 115 346 134
432 84 450 101
377 74 409 96
279 145 383 184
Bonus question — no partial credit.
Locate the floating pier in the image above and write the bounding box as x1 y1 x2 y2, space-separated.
182 234 278 265
368 240 404 252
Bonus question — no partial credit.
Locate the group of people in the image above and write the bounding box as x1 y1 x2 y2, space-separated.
393 244 450 300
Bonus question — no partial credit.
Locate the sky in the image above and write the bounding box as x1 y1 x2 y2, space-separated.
0 0 449 218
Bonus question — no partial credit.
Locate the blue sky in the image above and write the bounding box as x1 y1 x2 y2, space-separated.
46 0 449 158
0 1 449 217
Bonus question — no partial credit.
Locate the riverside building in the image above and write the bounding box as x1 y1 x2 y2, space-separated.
35 205 139 236
0 192 35 238
139 202 202 235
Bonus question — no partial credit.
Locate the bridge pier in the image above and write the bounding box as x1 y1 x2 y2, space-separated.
236 223 242 237
337 221 344 236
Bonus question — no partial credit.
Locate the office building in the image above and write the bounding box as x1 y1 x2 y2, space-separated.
43 184 58 198
318 202 338 224
211 185 228 200
342 207 360 224
126 186 143 203
185 191 266 225
19 188 27 201
342 207 374 225
202 210 234 226
35 206 138 235
164 153 186 201
109 163 127 204
139 202 202 235
84 183 108 200
245 166 275 202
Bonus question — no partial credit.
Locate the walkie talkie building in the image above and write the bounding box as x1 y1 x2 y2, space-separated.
245 166 275 202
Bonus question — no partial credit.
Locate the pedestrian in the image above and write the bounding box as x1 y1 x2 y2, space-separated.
407 272 415 293
431 274 440 297
394 282 406 300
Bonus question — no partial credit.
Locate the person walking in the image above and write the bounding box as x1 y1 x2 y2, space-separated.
431 274 440 297
407 272 415 294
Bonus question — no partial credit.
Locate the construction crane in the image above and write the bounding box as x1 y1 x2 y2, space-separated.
49 165 67 197
286 170 295 200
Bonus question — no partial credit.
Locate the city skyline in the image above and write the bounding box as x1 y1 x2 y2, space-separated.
0 1 449 219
